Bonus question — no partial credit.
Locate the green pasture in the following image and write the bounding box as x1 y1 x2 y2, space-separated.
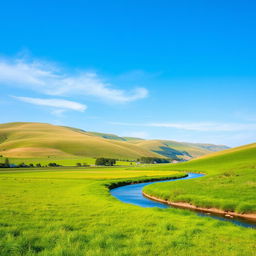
0 166 255 256
144 143 256 213
0 157 136 167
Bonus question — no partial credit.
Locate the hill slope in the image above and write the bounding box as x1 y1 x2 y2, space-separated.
144 143 256 214
64 127 228 159
133 140 228 159
177 142 256 171
0 122 228 159
0 122 160 159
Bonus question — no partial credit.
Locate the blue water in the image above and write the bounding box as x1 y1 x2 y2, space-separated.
110 173 256 228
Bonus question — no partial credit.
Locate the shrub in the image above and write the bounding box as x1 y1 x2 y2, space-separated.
95 158 116 166
140 157 170 164
48 163 61 167
4 158 10 168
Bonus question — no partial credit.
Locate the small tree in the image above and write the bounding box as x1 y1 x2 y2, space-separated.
48 163 61 167
76 163 82 167
36 163 41 168
95 158 104 166
4 158 10 168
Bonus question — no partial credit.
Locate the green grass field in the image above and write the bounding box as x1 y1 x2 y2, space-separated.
0 163 255 256
143 143 256 213
1 157 136 167
0 143 255 255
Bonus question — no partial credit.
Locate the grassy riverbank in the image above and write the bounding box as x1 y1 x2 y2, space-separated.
0 166 255 256
143 143 256 214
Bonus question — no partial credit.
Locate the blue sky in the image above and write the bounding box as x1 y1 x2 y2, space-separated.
0 0 256 146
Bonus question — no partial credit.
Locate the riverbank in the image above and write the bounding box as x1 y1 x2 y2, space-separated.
107 173 188 189
143 192 256 222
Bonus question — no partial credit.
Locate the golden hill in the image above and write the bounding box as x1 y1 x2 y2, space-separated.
0 122 228 159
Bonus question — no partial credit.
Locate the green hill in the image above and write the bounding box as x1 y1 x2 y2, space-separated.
144 143 256 214
133 140 228 159
177 142 256 172
0 122 159 159
0 122 228 159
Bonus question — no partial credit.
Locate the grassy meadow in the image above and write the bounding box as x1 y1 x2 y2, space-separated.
2 157 136 167
144 143 256 213
0 130 255 256
0 164 255 256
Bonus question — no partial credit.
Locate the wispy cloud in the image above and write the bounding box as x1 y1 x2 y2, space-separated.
13 96 87 112
0 57 148 103
111 121 256 132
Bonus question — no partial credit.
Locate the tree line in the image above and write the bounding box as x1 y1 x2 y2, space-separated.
139 157 170 164
95 158 116 166
0 157 169 168
0 158 62 168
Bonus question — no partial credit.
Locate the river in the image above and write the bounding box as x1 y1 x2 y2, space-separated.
110 173 255 228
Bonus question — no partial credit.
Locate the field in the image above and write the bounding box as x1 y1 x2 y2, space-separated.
144 143 256 214
0 164 255 256
2 157 136 167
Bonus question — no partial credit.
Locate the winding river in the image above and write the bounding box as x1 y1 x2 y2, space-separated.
110 173 256 228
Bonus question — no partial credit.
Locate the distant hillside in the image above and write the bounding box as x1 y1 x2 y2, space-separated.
0 122 228 159
63 127 228 159
63 126 145 142
132 140 229 159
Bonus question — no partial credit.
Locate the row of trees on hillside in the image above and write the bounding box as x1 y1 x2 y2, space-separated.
0 158 62 168
0 156 170 168
139 157 170 164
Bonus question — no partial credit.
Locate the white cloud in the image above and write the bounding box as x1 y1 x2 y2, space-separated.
13 96 87 112
111 121 256 132
0 57 148 103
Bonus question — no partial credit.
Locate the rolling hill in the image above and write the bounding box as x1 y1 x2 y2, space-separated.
180 142 256 170
0 122 228 159
132 140 228 159
144 142 256 214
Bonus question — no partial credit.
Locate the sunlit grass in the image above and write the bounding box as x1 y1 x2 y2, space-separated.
0 166 255 256
2 157 136 167
144 143 256 213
